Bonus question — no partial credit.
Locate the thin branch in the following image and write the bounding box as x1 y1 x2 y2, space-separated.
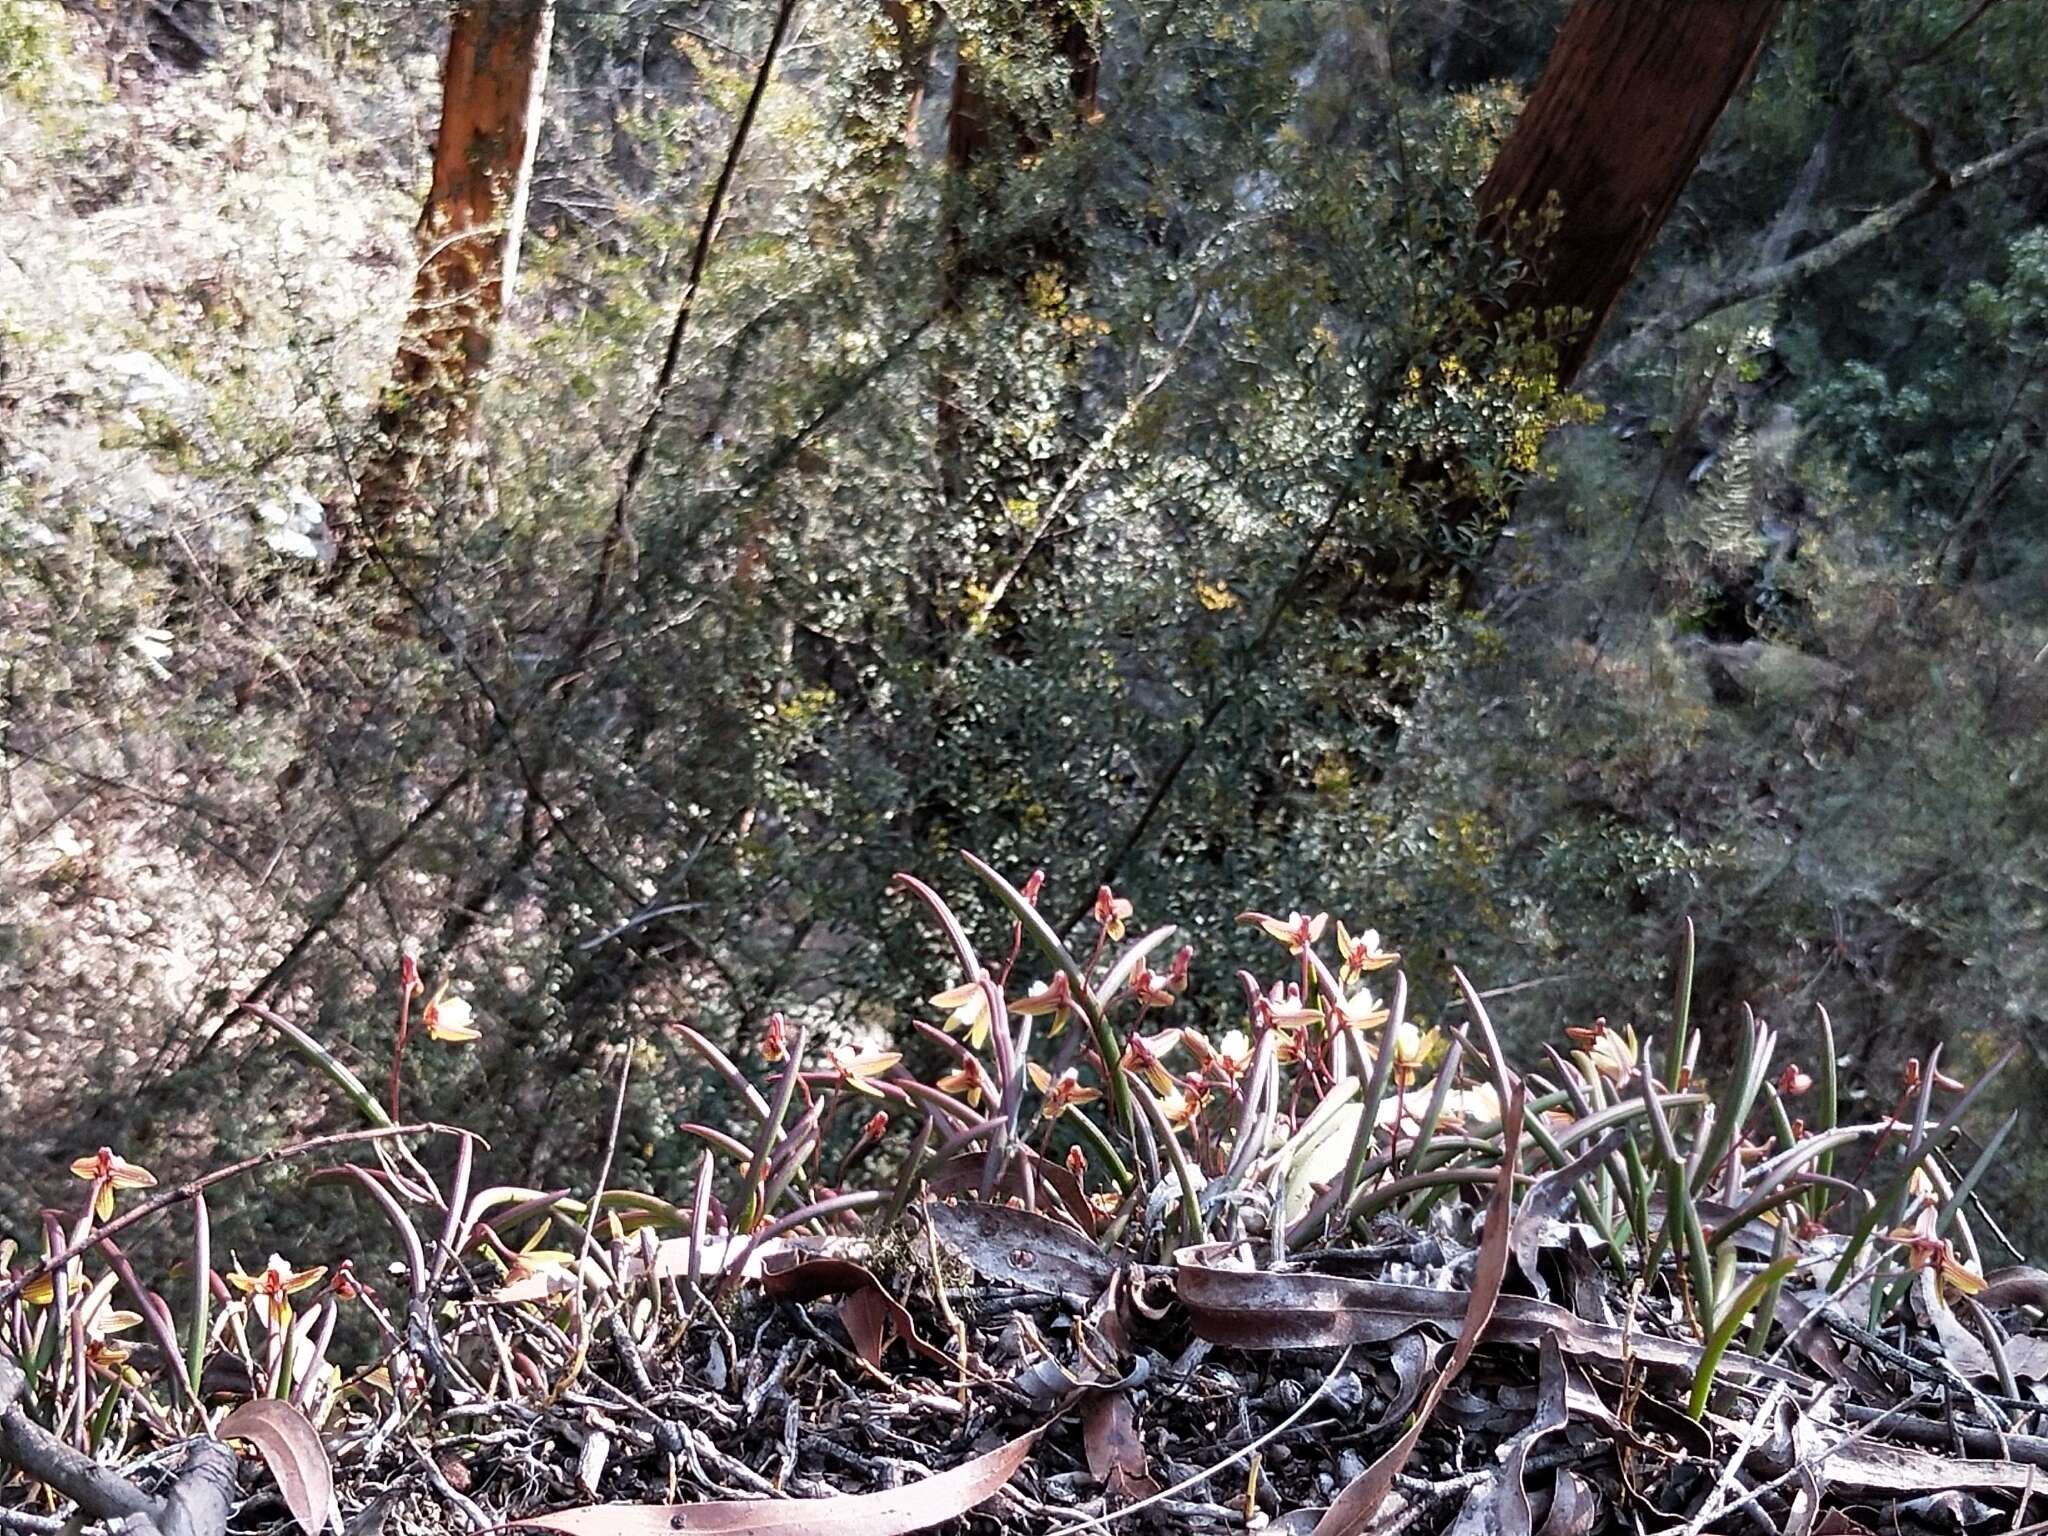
1901 0 2013 69
184 759 481 1066
0 1123 457 1309
573 0 804 658
1600 122 2048 377
0 1357 158 1523
960 296 1211 644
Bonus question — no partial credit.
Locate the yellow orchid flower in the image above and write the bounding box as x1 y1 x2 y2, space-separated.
1387 1020 1440 1089
1261 980 1323 1031
1131 966 1175 1009
1330 985 1390 1033
936 1060 990 1108
1119 1027 1183 1096
1891 1230 1986 1302
1183 1027 1252 1082
1010 974 1074 1036
1565 1020 1637 1086
78 1281 143 1367
69 1146 157 1221
1027 1063 1102 1121
929 978 993 1048
827 1044 902 1098
228 1254 327 1330
1093 886 1134 940
422 987 480 1043
1240 910 1328 954
1336 922 1400 980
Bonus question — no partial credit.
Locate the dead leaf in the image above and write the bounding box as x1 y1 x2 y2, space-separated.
1082 1390 1159 1501
515 1426 1041 1536
1310 1084 1525 1536
926 1150 1098 1239
928 1201 1114 1299
1175 1245 1809 1387
1442 1475 1502 1536
1496 1335 1568 1536
1508 1128 1626 1303
758 1256 954 1373
1804 1437 2043 1495
220 1397 332 1536
1978 1267 2048 1311
1534 1472 1598 1536
1361 1333 1429 1433
839 1287 891 1370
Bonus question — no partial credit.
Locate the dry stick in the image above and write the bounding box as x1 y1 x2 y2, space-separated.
0 1357 157 1524
575 1039 636 1282
1598 121 2048 379
1042 1345 1356 1536
0 1124 456 1309
958 295 1212 648
189 759 481 1066
573 0 804 657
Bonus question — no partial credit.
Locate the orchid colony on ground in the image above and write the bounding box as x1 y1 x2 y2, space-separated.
4 856 2037 1534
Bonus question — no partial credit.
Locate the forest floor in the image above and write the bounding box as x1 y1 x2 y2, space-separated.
7 1125 2048 1536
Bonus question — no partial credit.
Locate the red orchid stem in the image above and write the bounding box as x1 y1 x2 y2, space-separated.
998 917 1025 988
387 979 414 1123
1083 922 1110 984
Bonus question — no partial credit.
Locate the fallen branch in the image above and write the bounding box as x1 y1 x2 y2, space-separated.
0 1357 236 1536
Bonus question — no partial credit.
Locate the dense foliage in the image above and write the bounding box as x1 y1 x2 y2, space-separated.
0 0 2044 1263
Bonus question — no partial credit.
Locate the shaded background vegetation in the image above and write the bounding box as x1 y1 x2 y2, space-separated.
2 0 2044 1260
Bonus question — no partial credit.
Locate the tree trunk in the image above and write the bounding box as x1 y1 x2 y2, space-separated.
353 0 555 552
1362 0 1785 619
1473 0 1785 387
1078 1 1792 901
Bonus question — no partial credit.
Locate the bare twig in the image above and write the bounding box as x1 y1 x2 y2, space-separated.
188 759 482 1065
1043 1345 1357 1536
576 1039 637 1283
0 1357 237 1536
573 0 805 658
0 1124 458 1308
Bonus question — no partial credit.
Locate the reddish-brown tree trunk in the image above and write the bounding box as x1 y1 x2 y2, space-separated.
1474 0 1785 388
354 0 555 548
1367 0 1784 598
1320 0 1786 738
